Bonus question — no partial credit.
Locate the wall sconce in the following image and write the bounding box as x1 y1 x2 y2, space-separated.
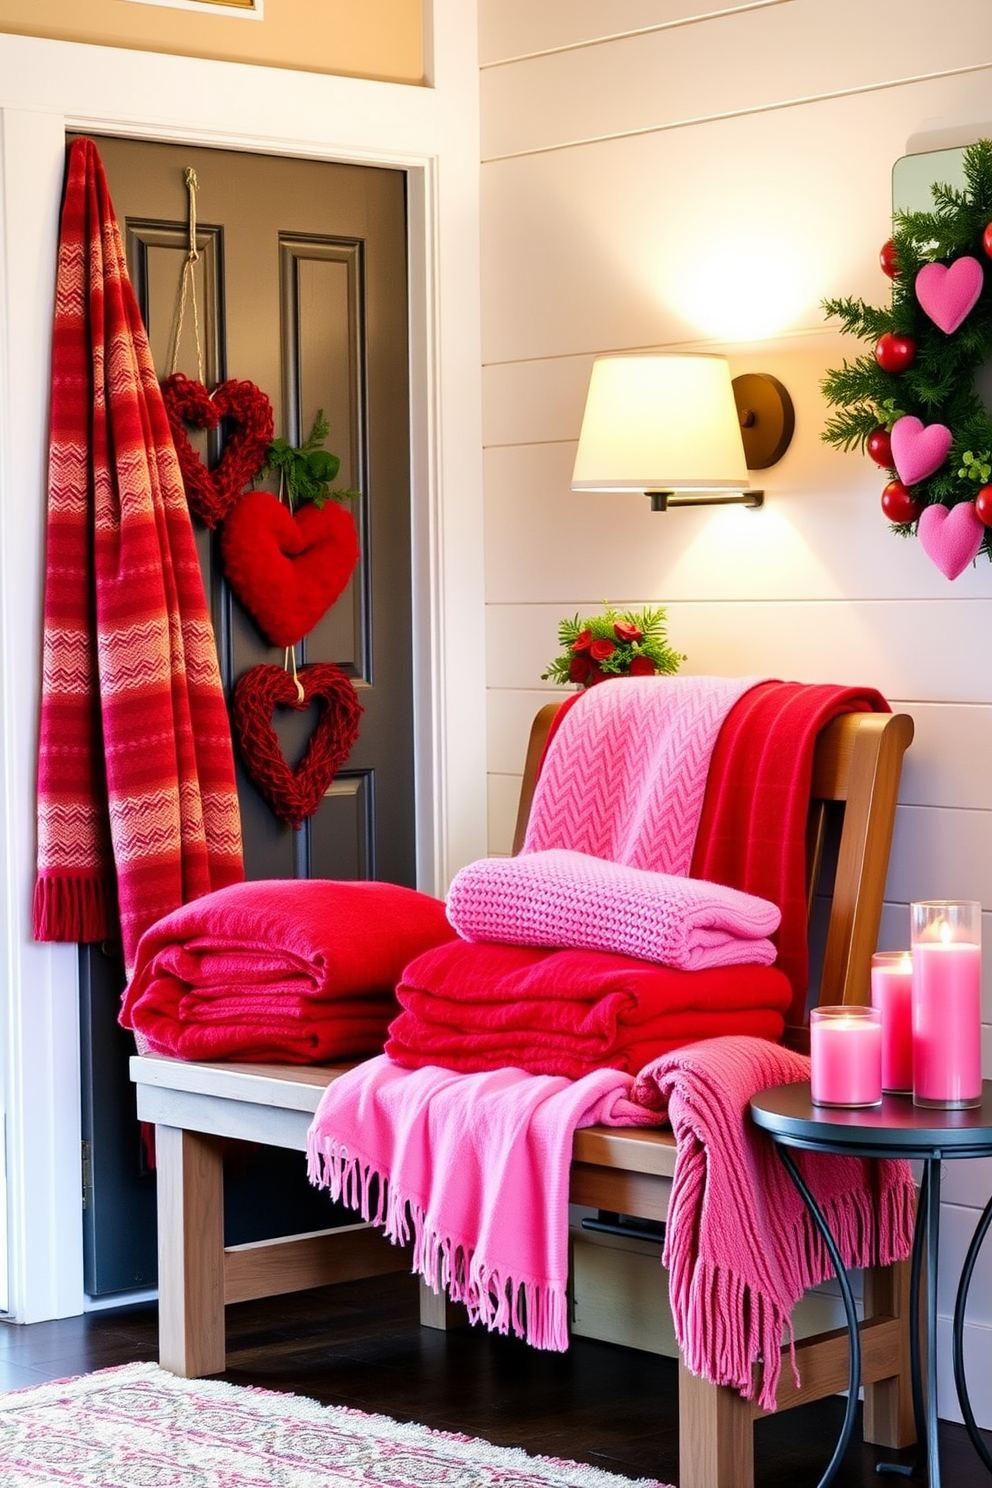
571 353 794 511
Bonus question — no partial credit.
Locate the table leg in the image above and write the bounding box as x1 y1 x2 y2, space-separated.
776 1146 862 1488
952 1185 992 1473
922 1155 943 1486
878 1161 931 1479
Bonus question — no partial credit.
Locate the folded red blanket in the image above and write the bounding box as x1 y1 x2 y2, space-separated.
386 940 792 1078
119 879 457 1063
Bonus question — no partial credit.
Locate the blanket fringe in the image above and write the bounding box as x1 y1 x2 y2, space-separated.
33 871 115 945
666 1154 917 1413
307 1132 569 1353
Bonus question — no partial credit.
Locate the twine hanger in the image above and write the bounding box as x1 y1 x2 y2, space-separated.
165 167 205 384
166 168 302 703
284 646 306 705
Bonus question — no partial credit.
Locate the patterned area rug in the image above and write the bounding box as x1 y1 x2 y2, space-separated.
0 1362 672 1487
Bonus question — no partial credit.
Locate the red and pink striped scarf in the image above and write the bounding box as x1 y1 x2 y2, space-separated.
33 137 244 976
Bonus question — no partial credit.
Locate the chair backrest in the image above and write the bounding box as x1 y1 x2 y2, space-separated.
512 700 914 1052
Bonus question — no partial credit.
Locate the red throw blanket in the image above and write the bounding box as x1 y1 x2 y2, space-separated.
120 879 457 1062
386 940 792 1079
690 681 889 1020
632 1037 915 1409
32 137 243 975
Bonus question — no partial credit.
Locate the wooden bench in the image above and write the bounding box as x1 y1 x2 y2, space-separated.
132 703 915 1488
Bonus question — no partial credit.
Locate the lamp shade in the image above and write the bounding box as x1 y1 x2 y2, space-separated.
571 354 750 492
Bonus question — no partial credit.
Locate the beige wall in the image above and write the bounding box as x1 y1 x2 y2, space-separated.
0 0 423 84
479 0 992 1424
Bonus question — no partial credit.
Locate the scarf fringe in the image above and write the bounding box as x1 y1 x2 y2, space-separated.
32 872 115 944
307 1133 569 1353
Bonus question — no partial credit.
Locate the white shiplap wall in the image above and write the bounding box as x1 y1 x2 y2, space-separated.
478 0 992 1425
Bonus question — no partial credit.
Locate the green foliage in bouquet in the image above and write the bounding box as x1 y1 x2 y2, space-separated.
542 603 686 688
264 409 361 510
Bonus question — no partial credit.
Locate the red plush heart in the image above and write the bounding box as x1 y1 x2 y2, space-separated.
220 490 360 647
161 373 274 528
233 662 363 829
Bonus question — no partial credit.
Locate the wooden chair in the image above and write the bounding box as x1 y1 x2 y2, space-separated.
131 701 914 1488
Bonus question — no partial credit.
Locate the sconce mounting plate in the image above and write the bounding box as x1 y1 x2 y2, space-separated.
732 373 795 470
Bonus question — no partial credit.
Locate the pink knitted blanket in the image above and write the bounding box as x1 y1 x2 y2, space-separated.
306 1055 663 1351
522 675 763 872
632 1037 916 1409
446 848 779 970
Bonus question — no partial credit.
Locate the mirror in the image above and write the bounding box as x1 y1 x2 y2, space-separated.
892 146 966 213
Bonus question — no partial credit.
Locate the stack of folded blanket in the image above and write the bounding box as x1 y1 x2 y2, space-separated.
119 878 456 1062
385 677 888 1076
386 938 791 1080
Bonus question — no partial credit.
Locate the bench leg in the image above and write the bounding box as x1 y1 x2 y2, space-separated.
678 1360 755 1488
863 1256 915 1449
418 1277 470 1329
155 1124 226 1378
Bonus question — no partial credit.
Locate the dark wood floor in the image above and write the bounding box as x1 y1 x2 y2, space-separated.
0 1271 989 1487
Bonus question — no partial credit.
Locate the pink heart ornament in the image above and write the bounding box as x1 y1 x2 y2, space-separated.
917 502 985 580
889 415 952 486
914 256 984 334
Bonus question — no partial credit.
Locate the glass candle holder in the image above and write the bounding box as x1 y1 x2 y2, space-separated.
912 900 982 1109
871 951 914 1093
810 1006 883 1108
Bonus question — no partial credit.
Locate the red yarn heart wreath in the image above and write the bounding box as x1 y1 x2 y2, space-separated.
233 662 363 829
161 373 274 528
220 489 360 648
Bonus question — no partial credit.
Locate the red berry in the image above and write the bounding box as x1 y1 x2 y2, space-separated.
976 486 992 526
866 427 893 467
881 481 923 524
875 333 917 373
983 224 992 260
879 238 899 279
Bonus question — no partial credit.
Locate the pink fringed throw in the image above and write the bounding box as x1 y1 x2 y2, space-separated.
307 1055 663 1351
32 138 243 974
632 1037 916 1409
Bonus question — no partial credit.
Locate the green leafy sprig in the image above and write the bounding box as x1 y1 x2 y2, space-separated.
541 603 686 687
820 137 992 559
264 409 361 510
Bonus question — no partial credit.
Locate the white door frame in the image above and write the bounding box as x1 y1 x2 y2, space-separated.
0 14 486 1321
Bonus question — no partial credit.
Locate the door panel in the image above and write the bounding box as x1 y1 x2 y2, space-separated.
76 134 414 1293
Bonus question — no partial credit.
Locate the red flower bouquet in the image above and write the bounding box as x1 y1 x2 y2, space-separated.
542 604 686 688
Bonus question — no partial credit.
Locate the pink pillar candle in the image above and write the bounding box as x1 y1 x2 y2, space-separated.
911 899 982 1109
810 1006 883 1107
871 952 914 1093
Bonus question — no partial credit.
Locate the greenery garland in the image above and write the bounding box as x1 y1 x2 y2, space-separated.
821 138 992 563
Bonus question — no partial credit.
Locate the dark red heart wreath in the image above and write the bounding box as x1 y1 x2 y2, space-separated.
233 662 363 829
161 373 274 528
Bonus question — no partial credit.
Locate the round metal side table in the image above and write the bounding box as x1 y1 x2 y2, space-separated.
750 1080 992 1488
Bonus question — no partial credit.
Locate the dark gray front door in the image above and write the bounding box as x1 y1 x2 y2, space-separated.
76 135 415 1294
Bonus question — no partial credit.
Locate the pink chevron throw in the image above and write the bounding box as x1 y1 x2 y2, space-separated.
32 139 244 974
446 849 779 970
522 675 764 873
